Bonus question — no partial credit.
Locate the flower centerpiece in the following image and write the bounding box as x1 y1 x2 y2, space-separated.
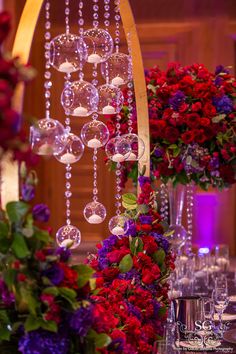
106 63 236 190
87 177 175 353
0 171 112 354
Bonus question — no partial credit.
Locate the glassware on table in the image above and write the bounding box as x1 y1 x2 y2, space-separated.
215 244 229 272
193 253 209 296
212 287 229 335
215 275 228 291
152 340 167 354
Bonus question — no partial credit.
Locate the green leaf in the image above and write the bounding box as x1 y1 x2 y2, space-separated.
43 287 59 296
0 222 11 254
59 287 77 300
19 287 39 315
25 315 41 332
11 233 30 259
0 310 10 325
212 114 226 123
3 269 16 287
152 249 166 266
40 320 58 333
0 327 11 341
137 204 149 214
74 264 95 288
34 229 51 244
87 330 111 349
158 306 167 318
119 254 133 273
159 221 169 232
130 237 143 255
122 193 137 205
6 201 29 223
0 221 9 238
89 278 97 291
122 201 137 210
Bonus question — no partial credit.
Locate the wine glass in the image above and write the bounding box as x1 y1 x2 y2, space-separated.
212 287 229 336
215 244 229 273
215 275 227 291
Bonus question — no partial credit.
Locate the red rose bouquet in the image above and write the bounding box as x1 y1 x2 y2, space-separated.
106 63 236 190
87 177 174 353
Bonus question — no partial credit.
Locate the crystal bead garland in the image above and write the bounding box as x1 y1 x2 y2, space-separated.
108 0 128 236
56 0 82 249
160 183 169 222
83 0 107 225
186 182 194 253
30 0 65 156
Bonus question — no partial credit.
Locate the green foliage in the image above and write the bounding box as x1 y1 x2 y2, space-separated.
152 249 166 266
11 233 30 259
6 202 29 224
119 254 133 273
87 330 111 349
130 237 143 255
74 264 95 288
122 193 137 210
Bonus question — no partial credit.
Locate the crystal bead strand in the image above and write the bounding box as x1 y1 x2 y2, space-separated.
186 183 194 253
44 0 52 120
114 0 120 53
78 0 84 80
160 183 169 222
126 34 134 135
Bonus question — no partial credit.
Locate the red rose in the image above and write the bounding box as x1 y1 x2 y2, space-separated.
102 267 120 281
142 264 160 284
12 260 21 270
17 273 27 282
203 102 217 117
186 113 200 128
191 102 202 112
35 250 46 262
181 131 195 144
194 129 207 144
199 117 210 127
219 165 236 184
164 126 179 143
158 162 174 176
107 249 130 264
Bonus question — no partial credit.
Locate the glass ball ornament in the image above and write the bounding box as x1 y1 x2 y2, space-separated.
97 84 124 115
105 136 131 163
56 224 81 249
84 28 114 64
84 201 106 224
101 52 131 86
168 225 187 251
61 80 98 117
54 133 84 164
49 33 87 73
109 215 129 236
122 133 145 161
81 120 109 148
30 118 65 156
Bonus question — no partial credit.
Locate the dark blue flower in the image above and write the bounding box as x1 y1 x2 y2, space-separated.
138 176 151 187
108 338 125 352
139 215 153 225
21 183 35 202
150 233 170 253
32 204 50 222
213 95 233 114
154 147 164 157
18 329 70 354
215 65 230 75
125 220 137 237
55 247 71 262
43 264 64 285
169 90 185 111
70 305 93 337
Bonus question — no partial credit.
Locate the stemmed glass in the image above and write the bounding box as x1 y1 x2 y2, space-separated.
212 287 229 336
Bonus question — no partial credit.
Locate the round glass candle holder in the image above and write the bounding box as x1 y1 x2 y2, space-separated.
84 201 107 224
122 133 145 161
81 120 109 148
54 133 84 164
50 33 87 73
56 224 81 249
101 52 131 86
30 118 65 156
105 136 131 162
97 84 124 115
109 215 129 236
84 28 114 64
61 80 98 117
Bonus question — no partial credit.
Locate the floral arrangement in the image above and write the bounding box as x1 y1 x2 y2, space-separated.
106 63 236 189
87 176 174 354
0 171 112 354
0 11 36 164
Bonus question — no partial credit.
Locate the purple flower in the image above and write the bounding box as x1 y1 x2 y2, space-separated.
32 204 50 222
70 305 93 337
215 65 230 75
21 183 35 202
154 147 164 158
56 247 71 262
138 176 151 187
108 338 125 352
213 95 233 114
18 329 70 354
169 90 185 111
43 264 64 285
125 220 137 237
139 215 153 225
151 233 170 253
0 278 14 306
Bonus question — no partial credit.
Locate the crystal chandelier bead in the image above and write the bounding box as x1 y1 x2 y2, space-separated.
30 118 65 156
83 201 106 224
56 225 81 249
81 120 109 148
54 133 84 164
101 53 131 86
84 28 113 64
121 133 145 161
97 84 124 115
49 33 87 73
61 80 98 116
105 136 131 162
109 215 129 236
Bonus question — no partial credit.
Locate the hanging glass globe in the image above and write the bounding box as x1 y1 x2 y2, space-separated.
84 28 114 64
105 136 131 162
49 33 87 73
109 215 129 236
97 84 124 115
61 80 98 117
56 224 81 249
81 120 109 148
30 118 65 156
122 133 145 161
84 201 106 224
101 52 131 86
54 133 84 164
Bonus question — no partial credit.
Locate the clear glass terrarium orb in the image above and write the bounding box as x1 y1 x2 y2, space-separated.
84 201 107 224
97 84 124 115
49 33 87 73
105 136 131 163
56 224 81 249
81 120 109 148
84 28 114 64
101 52 131 86
61 80 98 117
30 118 65 156
109 215 129 236
122 133 145 161
54 133 84 164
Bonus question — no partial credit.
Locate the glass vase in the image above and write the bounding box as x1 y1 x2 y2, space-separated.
167 182 187 251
